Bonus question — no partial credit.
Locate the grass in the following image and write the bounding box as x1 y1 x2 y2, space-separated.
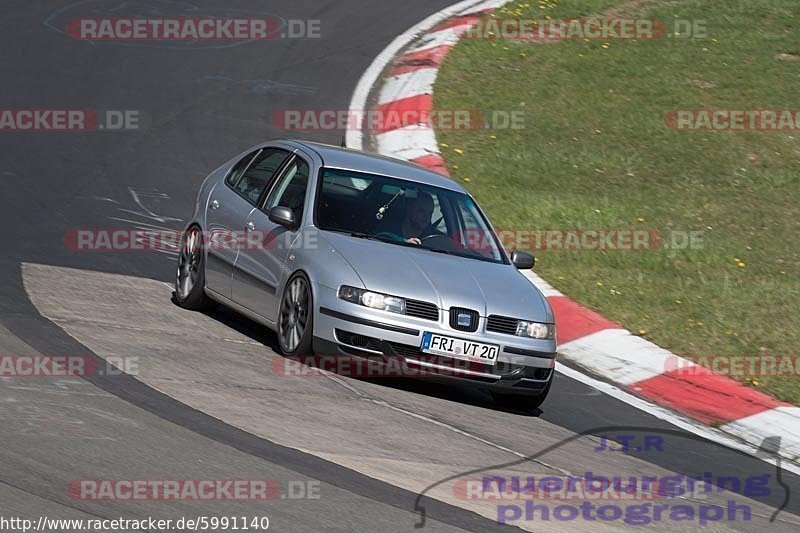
434 0 800 403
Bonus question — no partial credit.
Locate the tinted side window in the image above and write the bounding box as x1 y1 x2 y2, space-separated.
265 157 310 221
225 150 259 188
228 149 290 205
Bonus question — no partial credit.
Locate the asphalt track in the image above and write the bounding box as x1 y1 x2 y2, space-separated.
1 1 799 532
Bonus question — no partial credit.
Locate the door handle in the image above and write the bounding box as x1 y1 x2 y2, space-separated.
210 199 220 210
245 221 256 231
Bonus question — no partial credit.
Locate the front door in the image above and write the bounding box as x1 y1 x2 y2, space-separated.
231 154 310 321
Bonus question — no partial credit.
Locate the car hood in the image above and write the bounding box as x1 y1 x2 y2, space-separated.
321 231 553 322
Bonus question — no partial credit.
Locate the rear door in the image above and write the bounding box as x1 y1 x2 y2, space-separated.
204 147 292 298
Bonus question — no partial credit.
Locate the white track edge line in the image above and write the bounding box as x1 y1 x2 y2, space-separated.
346 0 504 151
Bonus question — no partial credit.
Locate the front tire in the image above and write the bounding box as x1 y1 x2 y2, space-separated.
278 273 314 356
174 225 215 311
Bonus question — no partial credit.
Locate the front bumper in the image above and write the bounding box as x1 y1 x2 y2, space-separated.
311 283 556 395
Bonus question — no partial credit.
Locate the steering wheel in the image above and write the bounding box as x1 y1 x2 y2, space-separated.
374 231 405 242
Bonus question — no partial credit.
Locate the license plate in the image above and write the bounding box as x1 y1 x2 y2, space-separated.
420 332 499 363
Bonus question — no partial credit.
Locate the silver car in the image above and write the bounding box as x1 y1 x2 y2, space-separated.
175 140 556 410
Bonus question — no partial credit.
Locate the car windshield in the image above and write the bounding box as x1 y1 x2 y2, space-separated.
315 168 506 264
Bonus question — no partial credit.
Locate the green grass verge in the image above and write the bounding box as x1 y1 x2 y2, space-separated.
434 0 800 402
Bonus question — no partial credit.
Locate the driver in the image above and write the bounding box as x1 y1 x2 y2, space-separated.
400 192 434 245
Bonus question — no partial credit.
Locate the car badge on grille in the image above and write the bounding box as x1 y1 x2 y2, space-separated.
457 313 471 327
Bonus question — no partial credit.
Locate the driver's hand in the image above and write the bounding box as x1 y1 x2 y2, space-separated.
405 237 422 245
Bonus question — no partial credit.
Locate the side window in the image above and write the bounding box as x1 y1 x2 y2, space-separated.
225 150 259 188
227 148 290 205
265 157 310 222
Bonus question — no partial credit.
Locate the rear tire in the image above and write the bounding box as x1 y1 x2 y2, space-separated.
174 225 215 311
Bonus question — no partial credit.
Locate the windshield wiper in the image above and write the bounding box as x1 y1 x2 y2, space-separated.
346 231 425 249
346 231 393 242
326 229 395 244
418 245 492 261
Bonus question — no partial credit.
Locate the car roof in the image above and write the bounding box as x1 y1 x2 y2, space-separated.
287 140 467 193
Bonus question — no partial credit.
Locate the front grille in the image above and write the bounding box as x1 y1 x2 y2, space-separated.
449 307 479 332
405 299 439 321
487 315 519 335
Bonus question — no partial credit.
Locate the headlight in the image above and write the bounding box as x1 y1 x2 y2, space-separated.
338 286 406 314
515 320 555 340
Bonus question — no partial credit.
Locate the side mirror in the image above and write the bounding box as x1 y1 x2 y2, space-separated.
511 251 535 270
268 206 297 229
